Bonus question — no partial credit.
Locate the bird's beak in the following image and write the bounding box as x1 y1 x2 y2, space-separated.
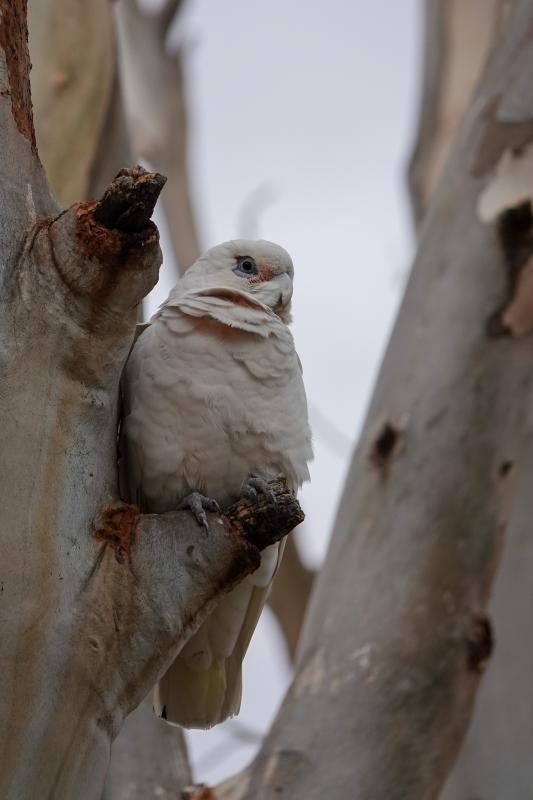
272 273 293 310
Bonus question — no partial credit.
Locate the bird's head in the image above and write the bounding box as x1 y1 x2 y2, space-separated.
181 239 294 322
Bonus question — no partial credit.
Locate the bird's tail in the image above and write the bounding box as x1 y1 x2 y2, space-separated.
154 653 242 729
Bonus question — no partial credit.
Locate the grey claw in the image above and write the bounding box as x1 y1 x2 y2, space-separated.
179 492 219 531
241 484 258 501
241 476 276 505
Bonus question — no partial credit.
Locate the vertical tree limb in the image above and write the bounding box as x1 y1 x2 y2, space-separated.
215 3 533 797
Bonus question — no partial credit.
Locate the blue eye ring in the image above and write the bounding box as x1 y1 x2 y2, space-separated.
234 256 258 277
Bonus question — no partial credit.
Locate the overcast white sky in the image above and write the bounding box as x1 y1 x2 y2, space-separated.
143 0 422 783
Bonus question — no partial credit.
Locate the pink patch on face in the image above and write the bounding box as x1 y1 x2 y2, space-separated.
249 264 274 283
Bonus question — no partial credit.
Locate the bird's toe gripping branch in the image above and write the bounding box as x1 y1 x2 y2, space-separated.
94 477 304 567
179 492 221 532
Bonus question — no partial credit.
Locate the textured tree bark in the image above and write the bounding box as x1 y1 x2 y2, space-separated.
408 0 507 229
0 7 303 799
218 2 533 798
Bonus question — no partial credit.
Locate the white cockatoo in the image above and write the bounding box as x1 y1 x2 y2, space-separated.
120 239 312 728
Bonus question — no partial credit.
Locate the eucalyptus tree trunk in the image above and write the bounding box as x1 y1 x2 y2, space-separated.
218 2 533 797
0 5 301 799
408 4 533 796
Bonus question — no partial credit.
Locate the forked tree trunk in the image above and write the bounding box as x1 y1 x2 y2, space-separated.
218 2 533 797
0 5 302 799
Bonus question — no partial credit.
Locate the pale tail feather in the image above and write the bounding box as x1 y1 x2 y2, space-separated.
154 541 285 728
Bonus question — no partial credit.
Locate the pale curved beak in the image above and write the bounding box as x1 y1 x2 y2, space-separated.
272 272 293 309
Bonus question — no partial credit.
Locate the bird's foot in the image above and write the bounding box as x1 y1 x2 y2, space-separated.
179 492 220 532
240 475 277 505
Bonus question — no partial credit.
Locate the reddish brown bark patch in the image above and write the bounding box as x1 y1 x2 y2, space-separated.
0 0 36 150
94 501 139 561
76 201 159 272
181 785 219 800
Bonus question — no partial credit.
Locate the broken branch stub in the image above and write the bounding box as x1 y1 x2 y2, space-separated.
225 476 305 551
93 165 167 232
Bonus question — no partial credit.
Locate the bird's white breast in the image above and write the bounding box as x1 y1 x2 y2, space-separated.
122 290 312 513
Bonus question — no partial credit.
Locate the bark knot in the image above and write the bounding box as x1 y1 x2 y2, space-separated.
466 613 493 673
370 421 401 473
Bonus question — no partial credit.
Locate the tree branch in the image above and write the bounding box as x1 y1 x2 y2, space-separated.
93 166 166 232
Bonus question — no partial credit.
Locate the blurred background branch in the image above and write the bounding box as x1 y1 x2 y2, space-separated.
115 0 201 276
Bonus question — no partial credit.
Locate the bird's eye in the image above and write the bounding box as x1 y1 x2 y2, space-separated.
234 256 258 277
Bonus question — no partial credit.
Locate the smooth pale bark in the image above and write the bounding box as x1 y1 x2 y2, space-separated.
0 6 303 798
408 5 533 794
29 0 134 205
408 0 506 228
220 3 533 798
28 0 116 205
